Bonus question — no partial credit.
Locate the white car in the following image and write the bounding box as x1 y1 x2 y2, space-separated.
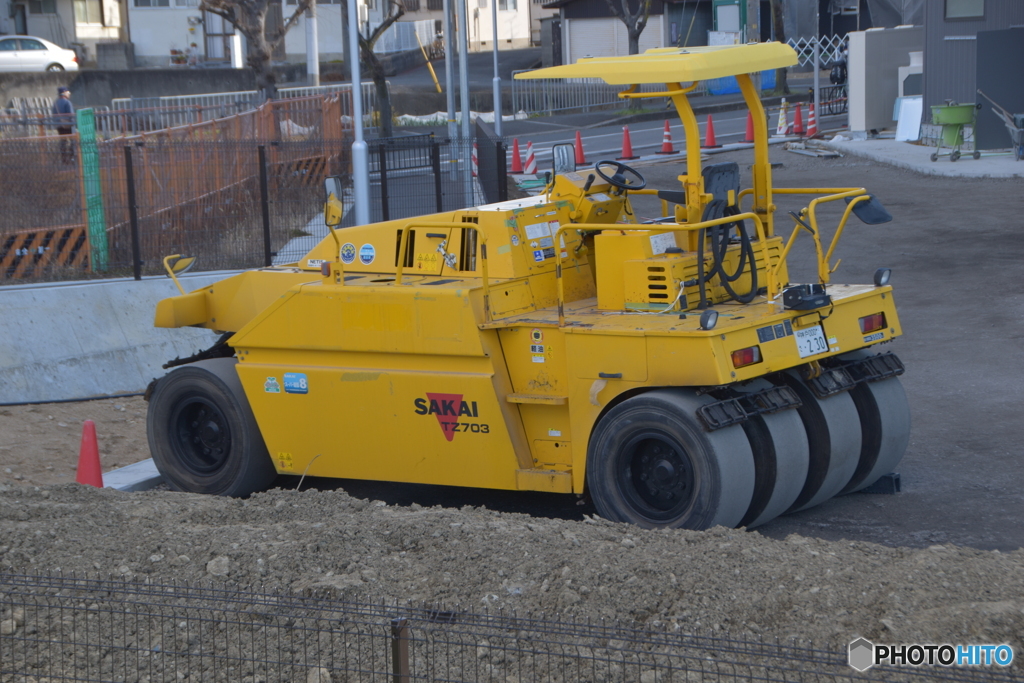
0 36 79 72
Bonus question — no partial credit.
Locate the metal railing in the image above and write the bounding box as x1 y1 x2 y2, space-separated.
0 572 1014 683
111 81 381 121
787 35 847 68
510 71 708 116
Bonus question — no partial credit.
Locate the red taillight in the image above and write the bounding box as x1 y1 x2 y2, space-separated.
731 346 762 368
859 312 886 334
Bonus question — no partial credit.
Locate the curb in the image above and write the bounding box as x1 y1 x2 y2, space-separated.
818 141 1024 179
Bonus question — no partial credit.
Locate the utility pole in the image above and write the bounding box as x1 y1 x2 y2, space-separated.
746 0 758 42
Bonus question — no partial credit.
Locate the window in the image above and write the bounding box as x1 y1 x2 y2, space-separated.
28 0 57 13
75 0 103 23
134 0 171 8
20 38 47 49
174 0 200 7
945 0 983 18
498 0 515 10
0 39 19 50
404 0 419 10
426 0 442 11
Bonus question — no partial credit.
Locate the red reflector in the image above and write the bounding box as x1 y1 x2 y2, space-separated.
859 312 886 334
731 346 762 368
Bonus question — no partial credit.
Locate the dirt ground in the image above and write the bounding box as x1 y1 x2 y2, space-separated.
0 396 148 486
2 147 1024 651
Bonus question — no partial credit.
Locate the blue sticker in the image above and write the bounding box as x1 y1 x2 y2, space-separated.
340 243 356 264
283 373 309 394
533 249 545 262
359 244 375 265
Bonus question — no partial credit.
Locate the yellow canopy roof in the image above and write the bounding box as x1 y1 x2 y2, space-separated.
514 42 798 85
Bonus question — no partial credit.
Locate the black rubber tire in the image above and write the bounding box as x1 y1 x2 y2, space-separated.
951 151 960 162
837 351 911 494
586 389 754 530
973 151 981 160
779 371 861 513
733 380 809 528
930 153 938 162
147 358 277 497
46 64 65 72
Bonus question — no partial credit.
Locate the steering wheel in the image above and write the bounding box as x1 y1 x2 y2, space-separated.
594 160 646 191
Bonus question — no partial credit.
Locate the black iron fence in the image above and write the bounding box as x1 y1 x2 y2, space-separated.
1 572 1015 683
0 134 500 284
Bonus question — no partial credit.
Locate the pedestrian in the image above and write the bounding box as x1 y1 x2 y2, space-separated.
52 86 75 165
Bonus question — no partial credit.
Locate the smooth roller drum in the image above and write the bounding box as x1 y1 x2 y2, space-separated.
780 371 862 513
733 380 810 528
586 389 755 530
837 351 911 493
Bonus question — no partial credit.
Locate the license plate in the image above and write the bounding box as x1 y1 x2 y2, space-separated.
794 325 829 359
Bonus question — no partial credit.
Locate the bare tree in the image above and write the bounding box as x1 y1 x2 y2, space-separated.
201 0 313 100
603 0 652 55
353 0 405 137
770 0 789 95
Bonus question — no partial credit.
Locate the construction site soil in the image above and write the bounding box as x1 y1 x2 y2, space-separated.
2 147 1024 652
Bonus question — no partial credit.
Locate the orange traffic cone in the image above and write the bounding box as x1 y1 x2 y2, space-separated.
793 103 805 136
656 120 676 154
743 111 755 143
510 138 523 173
617 125 638 160
806 103 818 138
524 141 537 174
702 114 721 149
76 420 103 488
574 130 587 165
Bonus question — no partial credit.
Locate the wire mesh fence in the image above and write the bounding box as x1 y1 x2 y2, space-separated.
1 572 1018 683
0 133 492 283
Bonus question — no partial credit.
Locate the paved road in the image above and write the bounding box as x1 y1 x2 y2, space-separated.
504 110 848 168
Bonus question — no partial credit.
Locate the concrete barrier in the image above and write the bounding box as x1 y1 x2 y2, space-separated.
0 272 238 404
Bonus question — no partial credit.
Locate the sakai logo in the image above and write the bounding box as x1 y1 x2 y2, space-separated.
413 393 487 441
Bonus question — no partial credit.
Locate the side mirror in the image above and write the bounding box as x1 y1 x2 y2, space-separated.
165 254 197 275
845 194 892 225
324 176 344 228
552 143 576 175
162 254 197 295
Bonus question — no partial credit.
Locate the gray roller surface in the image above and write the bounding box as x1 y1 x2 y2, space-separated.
784 370 862 513
734 380 810 528
838 350 912 493
673 390 756 529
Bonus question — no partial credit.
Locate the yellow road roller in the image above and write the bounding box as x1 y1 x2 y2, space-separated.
147 42 909 530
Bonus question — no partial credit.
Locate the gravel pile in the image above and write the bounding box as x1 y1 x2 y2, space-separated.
1 484 1022 649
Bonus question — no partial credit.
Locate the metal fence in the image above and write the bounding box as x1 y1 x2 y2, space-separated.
0 133 492 283
373 19 435 55
1 572 1017 683
510 72 709 116
2 84 381 141
786 35 847 68
110 82 380 116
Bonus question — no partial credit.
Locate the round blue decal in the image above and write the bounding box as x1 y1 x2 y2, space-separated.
359 243 375 265
340 242 356 264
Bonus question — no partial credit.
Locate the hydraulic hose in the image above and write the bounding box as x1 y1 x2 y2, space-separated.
696 199 758 307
